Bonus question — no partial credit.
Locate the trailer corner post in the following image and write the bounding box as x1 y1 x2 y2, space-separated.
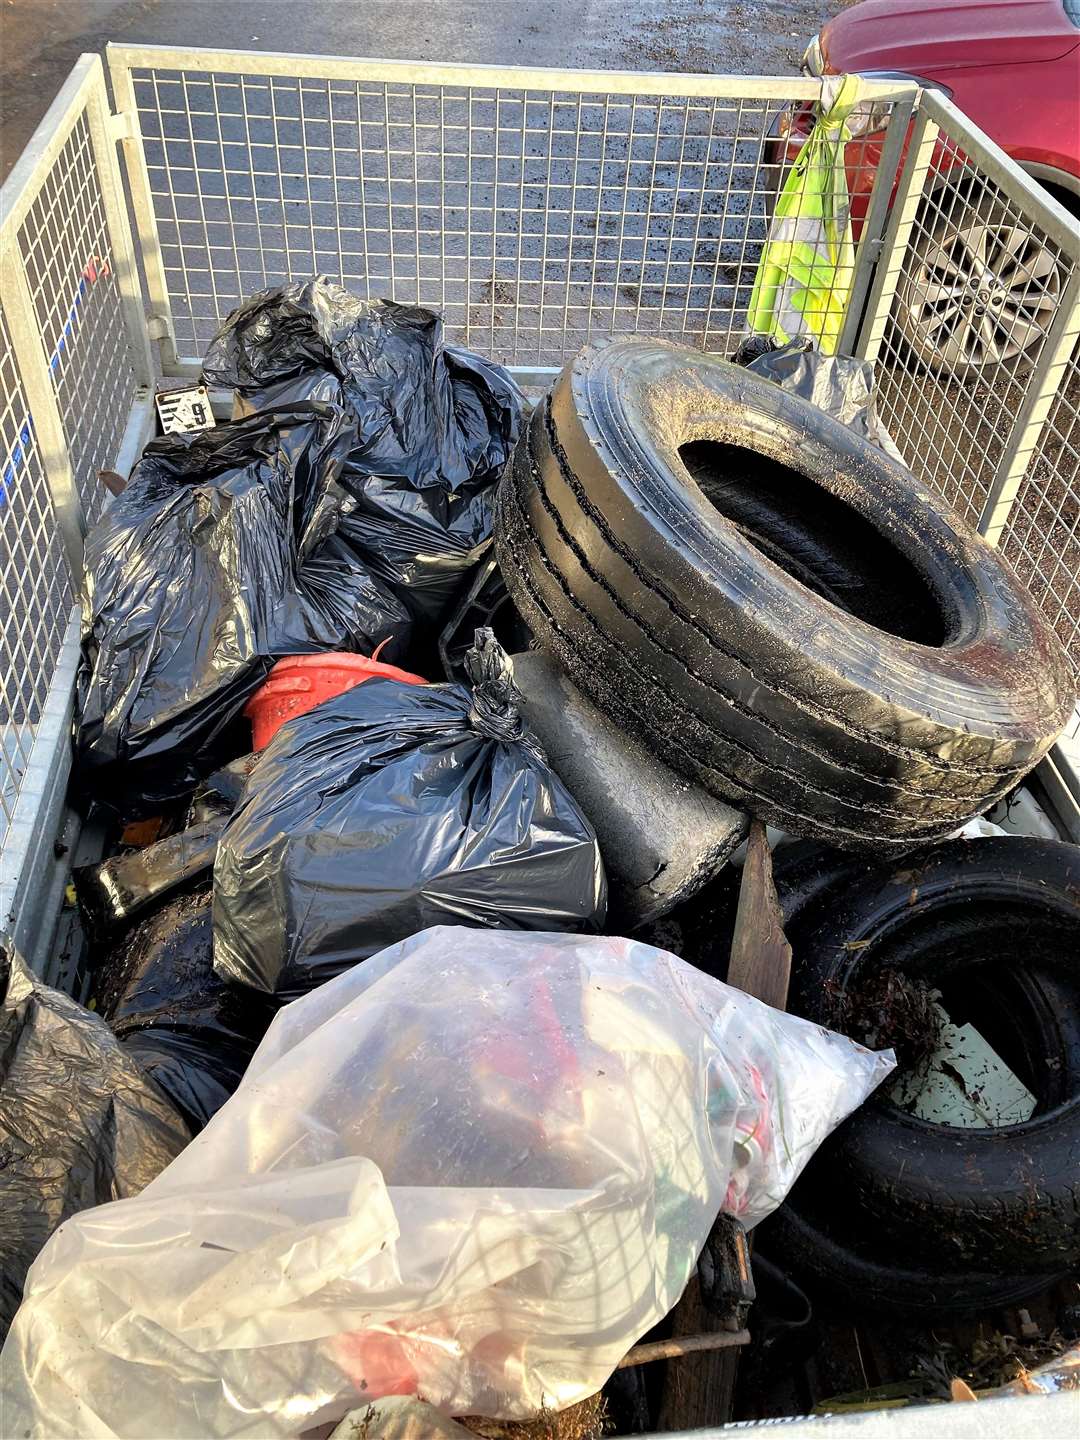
852 104 939 367
84 62 155 390
838 88 917 359
106 44 179 372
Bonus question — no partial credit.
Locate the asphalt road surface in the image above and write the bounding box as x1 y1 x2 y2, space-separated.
0 0 846 178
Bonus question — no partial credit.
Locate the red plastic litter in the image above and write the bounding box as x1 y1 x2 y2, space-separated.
245 650 427 749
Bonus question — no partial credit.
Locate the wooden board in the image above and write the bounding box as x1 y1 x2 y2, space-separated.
657 819 792 1429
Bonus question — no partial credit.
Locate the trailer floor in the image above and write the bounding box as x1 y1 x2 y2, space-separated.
733 1272 1080 1423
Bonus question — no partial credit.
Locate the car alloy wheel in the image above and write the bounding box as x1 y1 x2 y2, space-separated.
900 195 1061 376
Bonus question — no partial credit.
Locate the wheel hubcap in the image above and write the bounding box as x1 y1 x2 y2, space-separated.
907 216 1061 370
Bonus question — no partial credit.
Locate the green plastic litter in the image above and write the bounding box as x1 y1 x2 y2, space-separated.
748 74 864 355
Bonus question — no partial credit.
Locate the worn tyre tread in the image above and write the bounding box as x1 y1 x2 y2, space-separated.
495 340 1073 847
553 351 1065 755
540 400 1033 785
499 431 1008 848
525 409 1018 823
498 454 974 851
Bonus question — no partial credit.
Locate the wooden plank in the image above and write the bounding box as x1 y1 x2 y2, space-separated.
726 818 792 1010
656 1278 743 1429
657 818 792 1429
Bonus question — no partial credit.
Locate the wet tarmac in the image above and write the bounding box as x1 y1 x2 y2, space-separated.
1 0 843 180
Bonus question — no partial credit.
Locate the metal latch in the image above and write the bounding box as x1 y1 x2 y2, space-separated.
107 109 139 144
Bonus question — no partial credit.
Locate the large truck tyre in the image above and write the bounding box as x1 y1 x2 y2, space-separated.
495 339 1074 850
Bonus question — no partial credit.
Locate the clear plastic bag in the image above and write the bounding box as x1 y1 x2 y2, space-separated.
1 926 893 1436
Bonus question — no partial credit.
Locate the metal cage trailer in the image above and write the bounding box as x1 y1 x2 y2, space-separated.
1 42 1079 1440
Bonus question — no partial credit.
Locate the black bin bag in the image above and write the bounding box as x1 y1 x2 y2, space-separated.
213 629 607 998
99 893 273 1133
0 943 190 1339
76 403 410 814
201 279 524 626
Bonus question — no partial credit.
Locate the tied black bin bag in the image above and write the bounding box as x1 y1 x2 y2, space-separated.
0 943 190 1339
213 630 607 998
201 279 524 626
76 403 410 814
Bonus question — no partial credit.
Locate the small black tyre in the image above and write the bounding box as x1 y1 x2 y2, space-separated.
494 340 1073 850
785 837 1080 1280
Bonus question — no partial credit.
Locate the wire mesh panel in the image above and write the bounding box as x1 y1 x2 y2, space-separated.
106 45 1080 682
16 110 138 527
0 303 76 853
115 56 904 367
861 94 1080 673
998 337 1080 667
869 115 1077 528
1 53 149 915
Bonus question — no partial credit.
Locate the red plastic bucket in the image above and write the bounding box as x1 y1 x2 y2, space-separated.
245 651 427 749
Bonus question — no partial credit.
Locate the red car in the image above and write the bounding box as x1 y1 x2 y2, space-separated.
770 0 1080 375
